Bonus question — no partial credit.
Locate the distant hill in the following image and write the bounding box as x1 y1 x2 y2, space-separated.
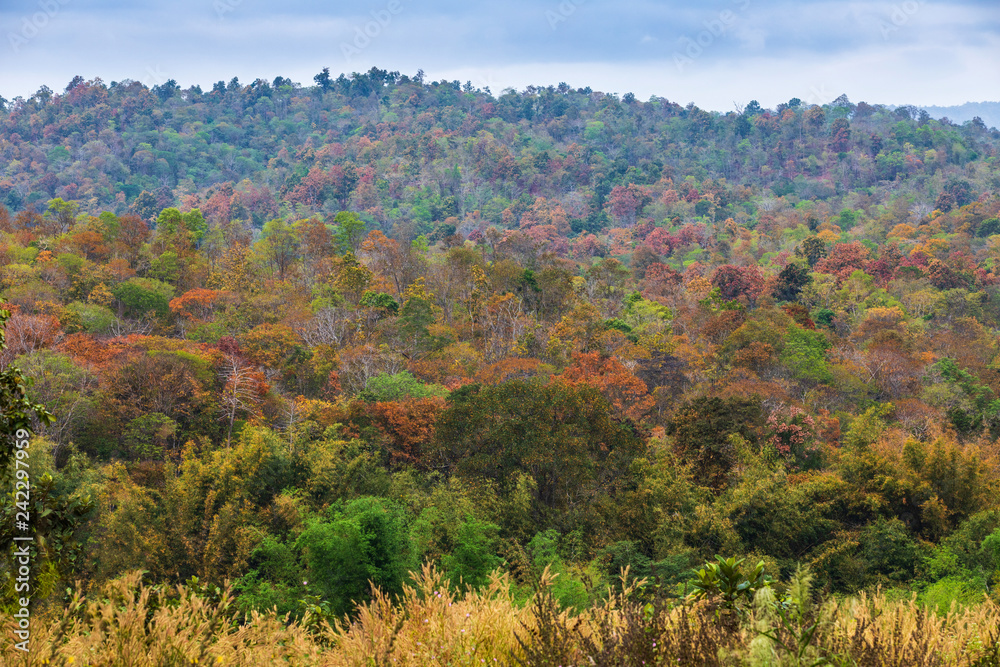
1 72 997 222
919 101 1000 130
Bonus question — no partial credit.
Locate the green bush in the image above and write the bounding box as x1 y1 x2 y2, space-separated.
296 496 413 616
356 371 447 402
860 517 923 584
442 517 504 591
526 530 591 610
921 576 987 615
112 277 175 318
65 301 116 334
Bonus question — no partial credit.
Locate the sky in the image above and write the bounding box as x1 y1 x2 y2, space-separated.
1 0 998 111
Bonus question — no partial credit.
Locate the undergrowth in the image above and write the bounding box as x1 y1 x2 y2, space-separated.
2 565 999 666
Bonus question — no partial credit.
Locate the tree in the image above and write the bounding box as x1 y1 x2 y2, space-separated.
168 288 232 325
943 178 975 208
360 230 417 296
798 236 827 267
130 190 160 221
814 242 872 283
366 396 447 468
608 184 651 226
432 380 644 530
356 371 443 403
314 67 333 92
295 497 412 616
219 352 268 446
333 211 367 255
0 309 80 607
297 217 335 276
396 279 439 357
555 352 654 423
479 293 529 363
711 264 766 304
780 327 832 384
13 351 96 458
258 218 301 280
631 244 661 280
153 208 198 256
666 396 764 489
211 243 261 295
112 278 175 319
441 517 503 591
121 412 178 460
183 209 208 244
829 117 851 153
45 198 79 235
0 310 54 470
773 262 811 302
0 310 61 367
100 348 218 449
114 214 151 265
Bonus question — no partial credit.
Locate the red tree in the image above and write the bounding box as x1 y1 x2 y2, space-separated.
711 264 766 303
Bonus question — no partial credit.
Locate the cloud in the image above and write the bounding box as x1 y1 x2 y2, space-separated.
0 0 996 108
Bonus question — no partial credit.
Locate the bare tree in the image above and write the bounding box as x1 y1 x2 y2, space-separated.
296 306 356 347
219 353 265 446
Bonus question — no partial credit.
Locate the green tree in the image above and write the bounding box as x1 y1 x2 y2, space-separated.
859 518 922 584
359 291 399 315
397 281 438 356
774 262 812 302
1 310 94 608
666 396 764 489
121 412 178 461
45 197 79 234
112 277 175 319
688 555 769 613
13 350 97 455
155 207 188 245
356 371 446 402
183 209 207 244
441 517 504 591
780 327 832 383
433 380 644 533
0 310 54 470
296 496 413 616
314 66 333 92
798 236 827 267
259 218 301 280
150 250 181 284
333 211 367 255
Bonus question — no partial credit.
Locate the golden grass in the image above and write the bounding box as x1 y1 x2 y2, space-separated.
324 564 528 666
3 568 999 666
817 591 1000 666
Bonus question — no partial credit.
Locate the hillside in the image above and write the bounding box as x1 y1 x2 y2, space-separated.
1 70 997 226
1 69 1000 660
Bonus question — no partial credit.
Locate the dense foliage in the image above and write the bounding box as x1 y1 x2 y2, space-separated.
1 70 1000 638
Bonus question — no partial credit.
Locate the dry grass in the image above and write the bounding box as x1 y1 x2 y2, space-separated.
818 592 1000 666
324 563 528 666
3 569 1000 666
0 572 323 666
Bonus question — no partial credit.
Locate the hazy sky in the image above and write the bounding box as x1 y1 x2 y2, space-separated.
1 0 998 110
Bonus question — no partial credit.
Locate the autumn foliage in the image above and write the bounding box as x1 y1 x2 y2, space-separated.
2 73 1000 651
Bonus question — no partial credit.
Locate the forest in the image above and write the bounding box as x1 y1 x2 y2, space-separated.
1 68 1000 664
